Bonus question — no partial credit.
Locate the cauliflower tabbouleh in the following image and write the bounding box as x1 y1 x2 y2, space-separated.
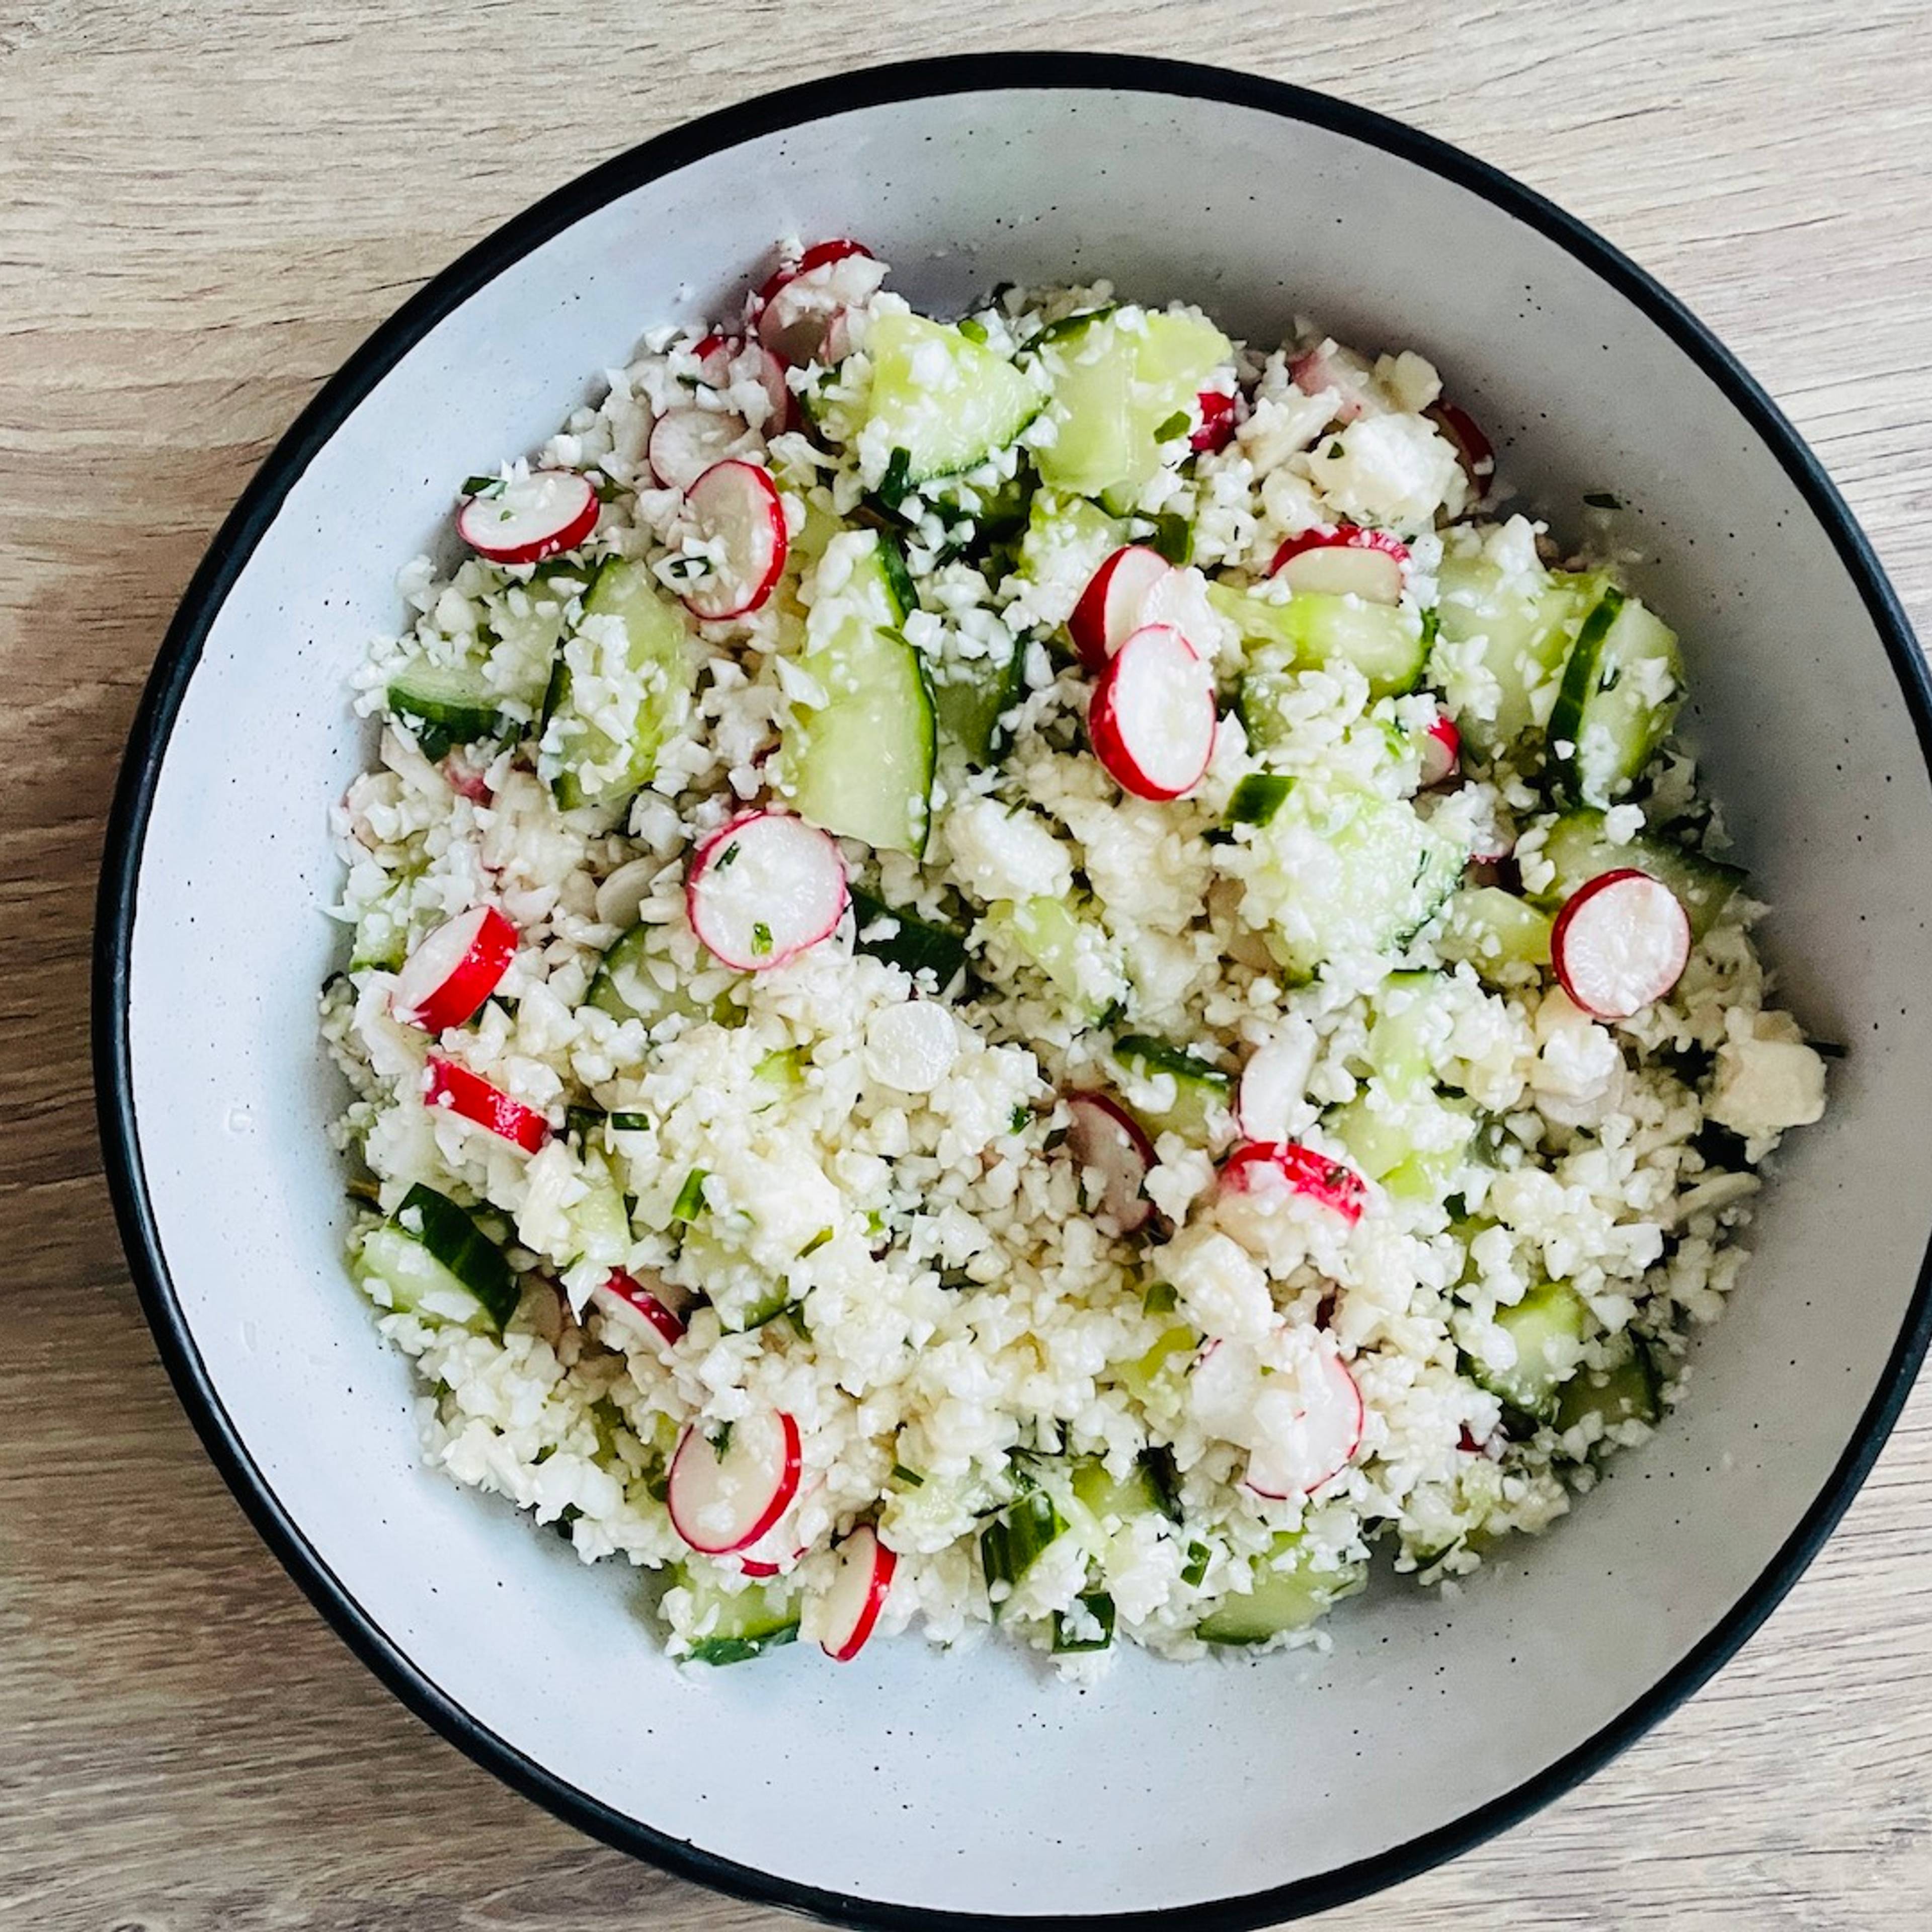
324 239 1828 1673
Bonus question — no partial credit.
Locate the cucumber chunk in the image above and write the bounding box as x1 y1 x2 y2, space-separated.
1242 778 1468 980
850 887 972 987
861 309 1044 487
977 895 1128 1022
1536 808 1742 940
353 1184 518 1330
1217 585 1429 705
1549 587 1682 805
778 531 936 857
1434 887 1555 978
587 921 721 1027
1464 1280 1591 1423
981 1488 1070 1611
386 663 508 759
1111 1034 1234 1140
1033 308 1231 501
931 636 1025 766
1197 1534 1366 1645
1554 1331 1663 1436
673 1567 800 1665
539 558 695 811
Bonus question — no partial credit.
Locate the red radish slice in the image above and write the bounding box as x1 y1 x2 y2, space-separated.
1191 388 1240 453
1236 1039 1312 1145
1426 399 1496 489
1550 867 1691 1019
592 1269 685 1349
686 811 848 971
1268 526 1410 604
819 1524 898 1662
678 459 788 621
1063 1091 1155 1235
1088 623 1218 802
1068 545 1173 672
736 1476 824 1576
754 241 885 364
1245 1350 1365 1498
691 334 792 428
1419 713 1461 788
457 471 598 565
1289 344 1372 422
648 407 749 491
666 1408 802 1556
423 1055 551 1153
392 906 517 1033
1221 1141 1367 1226
754 238 876 308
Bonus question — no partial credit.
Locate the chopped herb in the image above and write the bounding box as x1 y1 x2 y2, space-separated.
608 1110 651 1131
461 474 505 498
1584 491 1625 510
1143 1280 1179 1316
711 1420 734 1458
713 840 742 871
878 446 914 510
1326 438 1344 459
1182 1539 1212 1587
892 1463 926 1488
957 315 989 344
670 1167 708 1223
1008 1102 1031 1134
751 921 774 957
1148 509 1193 567
1152 409 1192 444
797 1227 833 1259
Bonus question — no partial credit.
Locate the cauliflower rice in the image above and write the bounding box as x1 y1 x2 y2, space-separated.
322 239 1829 1674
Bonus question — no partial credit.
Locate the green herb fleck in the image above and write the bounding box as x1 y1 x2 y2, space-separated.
957 315 989 344
1148 510 1193 567
751 921 774 957
1153 410 1192 444
1326 439 1344 459
1182 1540 1212 1587
670 1167 708 1224
608 1110 650 1132
714 840 741 871
878 446 914 510
797 1227 833 1259
892 1463 925 1488
711 1420 734 1457
1008 1103 1031 1134
461 474 505 498
1143 1280 1178 1316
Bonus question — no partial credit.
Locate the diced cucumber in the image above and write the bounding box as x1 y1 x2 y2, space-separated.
1554 1331 1663 1435
1536 808 1742 940
1110 1324 1198 1404
779 531 936 857
1197 1534 1366 1645
1429 552 1599 755
977 895 1128 1022
1329 1089 1475 1202
1068 1456 1166 1536
539 558 695 811
1548 587 1682 805
1434 887 1554 978
981 1488 1070 1612
386 663 508 759
1245 778 1468 980
1051 1587 1116 1654
1221 773 1293 830
674 1222 793 1333
860 309 1044 487
931 636 1025 766
1111 1034 1233 1140
353 1184 518 1330
1217 585 1429 705
1032 308 1231 500
562 1148 630 1267
587 921 721 1027
1015 490 1126 635
1360 970 1444 1094
850 887 972 987
673 1567 800 1666
1464 1280 1591 1423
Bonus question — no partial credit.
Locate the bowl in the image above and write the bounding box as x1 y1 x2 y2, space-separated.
94 51 1932 1928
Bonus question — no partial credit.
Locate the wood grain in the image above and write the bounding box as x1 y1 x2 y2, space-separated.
3 2 1928 1926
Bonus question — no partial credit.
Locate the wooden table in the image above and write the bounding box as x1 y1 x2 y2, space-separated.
5 2 1929 1925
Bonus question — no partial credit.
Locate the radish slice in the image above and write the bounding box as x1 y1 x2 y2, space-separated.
423 1055 551 1153
754 240 886 365
678 459 788 621
1088 623 1218 802
392 906 517 1033
592 1269 685 1349
1236 1036 1314 1144
1191 388 1240 453
1289 343 1373 422
1426 399 1496 490
1269 526 1410 604
666 1408 802 1556
819 1524 898 1662
691 334 792 428
1221 1141 1366 1226
1550 867 1691 1019
1190 1333 1364 1498
1419 713 1461 788
648 407 749 491
736 1475 823 1577
457 471 598 565
1068 545 1173 672
686 811 848 971
1063 1091 1155 1235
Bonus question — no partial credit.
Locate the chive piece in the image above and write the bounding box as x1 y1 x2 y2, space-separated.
1182 1540 1212 1587
892 1463 925 1488
1051 1587 1116 1654
608 1110 650 1131
751 921 774 957
1143 1280 1178 1316
713 840 741 871
957 315 989 344
797 1227 833 1259
670 1168 708 1224
980 1490 1068 1611
461 474 505 498
1148 509 1193 567
1222 772 1293 829
1583 491 1624 510
1153 410 1192 444
1008 1103 1031 1134
878 446 914 510
712 1420 734 1457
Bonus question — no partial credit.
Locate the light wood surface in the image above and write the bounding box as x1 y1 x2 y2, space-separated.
4 3 1929 1926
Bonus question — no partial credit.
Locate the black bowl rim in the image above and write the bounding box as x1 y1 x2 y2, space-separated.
93 49 1932 1932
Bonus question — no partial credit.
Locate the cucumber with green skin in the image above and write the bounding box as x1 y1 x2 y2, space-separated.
1555 1332 1663 1434
1548 586 1682 805
1217 584 1429 705
1197 1534 1366 1645
1111 1034 1233 1140
1464 1280 1592 1423
1435 887 1554 978
386 664 508 759
860 310 1044 487
850 888 972 986
675 1567 800 1665
1536 808 1742 940
353 1184 519 1330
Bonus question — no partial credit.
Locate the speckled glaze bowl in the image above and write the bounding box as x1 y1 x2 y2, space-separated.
95 53 1931 1929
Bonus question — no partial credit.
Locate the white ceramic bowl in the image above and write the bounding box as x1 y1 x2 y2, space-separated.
96 53 1931 1928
